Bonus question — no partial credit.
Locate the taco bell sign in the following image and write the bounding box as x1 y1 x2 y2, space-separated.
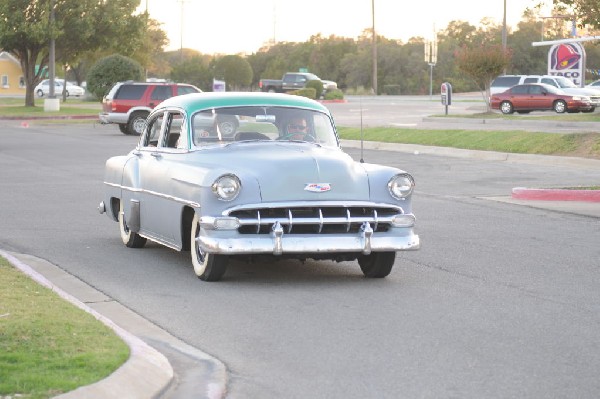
547 42 586 87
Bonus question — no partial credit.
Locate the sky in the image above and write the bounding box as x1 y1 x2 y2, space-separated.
139 0 548 55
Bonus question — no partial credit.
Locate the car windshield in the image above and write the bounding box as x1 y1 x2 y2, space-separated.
555 77 577 88
191 106 338 148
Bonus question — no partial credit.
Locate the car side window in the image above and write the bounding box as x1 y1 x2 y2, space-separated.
151 86 172 101
142 114 164 147
528 85 543 94
541 78 557 87
511 85 528 94
164 112 186 149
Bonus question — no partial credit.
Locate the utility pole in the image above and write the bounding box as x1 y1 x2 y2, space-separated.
502 0 507 51
178 0 189 61
371 0 377 95
502 0 507 74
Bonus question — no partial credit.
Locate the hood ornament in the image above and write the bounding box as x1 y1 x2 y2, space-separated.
304 183 331 193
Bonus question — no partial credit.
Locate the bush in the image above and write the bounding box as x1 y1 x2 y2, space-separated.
383 85 401 95
306 79 324 98
324 89 344 100
86 55 144 99
289 88 317 99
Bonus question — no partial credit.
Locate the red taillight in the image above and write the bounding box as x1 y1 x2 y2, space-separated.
259 81 263 89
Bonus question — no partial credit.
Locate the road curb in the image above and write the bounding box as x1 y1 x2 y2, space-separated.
0 250 174 399
0 115 97 120
512 187 600 202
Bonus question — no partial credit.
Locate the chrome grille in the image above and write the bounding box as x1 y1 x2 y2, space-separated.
228 205 403 234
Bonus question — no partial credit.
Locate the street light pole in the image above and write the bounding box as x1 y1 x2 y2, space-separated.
44 0 60 111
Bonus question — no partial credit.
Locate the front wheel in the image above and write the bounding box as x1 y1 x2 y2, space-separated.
358 252 396 278
118 200 146 248
36 89 44 97
500 101 514 114
553 100 567 113
118 124 128 134
191 214 228 281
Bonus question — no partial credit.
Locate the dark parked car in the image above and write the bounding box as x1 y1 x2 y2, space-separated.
490 83 595 114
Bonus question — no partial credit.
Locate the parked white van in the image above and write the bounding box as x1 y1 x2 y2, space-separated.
490 75 526 95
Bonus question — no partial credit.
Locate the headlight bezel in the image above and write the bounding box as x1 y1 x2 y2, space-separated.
211 174 242 201
387 173 415 200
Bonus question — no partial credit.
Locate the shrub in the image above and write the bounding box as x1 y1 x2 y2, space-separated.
86 55 144 99
289 88 317 99
324 89 344 100
306 79 324 98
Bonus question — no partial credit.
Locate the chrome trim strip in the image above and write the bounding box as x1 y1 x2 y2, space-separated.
104 181 200 208
197 232 420 255
225 201 405 214
140 232 181 251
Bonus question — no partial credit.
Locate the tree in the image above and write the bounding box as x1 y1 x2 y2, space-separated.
0 0 147 106
86 54 143 99
553 0 600 29
213 55 253 91
170 55 213 91
455 44 512 110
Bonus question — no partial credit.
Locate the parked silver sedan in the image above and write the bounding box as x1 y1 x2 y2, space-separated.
99 92 419 281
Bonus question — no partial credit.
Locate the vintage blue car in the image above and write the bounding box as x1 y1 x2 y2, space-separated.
99 92 419 281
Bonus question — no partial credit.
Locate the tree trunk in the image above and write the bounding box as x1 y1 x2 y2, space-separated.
15 47 47 107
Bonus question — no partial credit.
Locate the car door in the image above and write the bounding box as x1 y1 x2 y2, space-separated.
509 85 530 109
528 85 547 110
136 110 188 247
527 85 550 110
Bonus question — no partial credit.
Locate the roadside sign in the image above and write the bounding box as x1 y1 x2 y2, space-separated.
441 82 452 114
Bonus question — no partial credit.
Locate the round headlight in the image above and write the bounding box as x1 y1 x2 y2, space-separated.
212 174 241 201
388 174 415 199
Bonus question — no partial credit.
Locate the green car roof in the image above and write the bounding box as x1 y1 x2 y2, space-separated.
158 92 331 114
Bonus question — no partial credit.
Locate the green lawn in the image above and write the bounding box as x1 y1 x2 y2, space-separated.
337 127 600 159
0 256 129 399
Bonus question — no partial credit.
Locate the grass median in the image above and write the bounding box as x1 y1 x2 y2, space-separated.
337 127 600 159
0 256 129 399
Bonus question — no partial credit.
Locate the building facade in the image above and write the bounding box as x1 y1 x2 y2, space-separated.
0 51 25 96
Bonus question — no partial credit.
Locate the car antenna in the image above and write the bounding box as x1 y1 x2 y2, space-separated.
360 98 364 163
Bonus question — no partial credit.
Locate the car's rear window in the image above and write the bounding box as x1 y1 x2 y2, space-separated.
115 85 148 100
492 76 521 87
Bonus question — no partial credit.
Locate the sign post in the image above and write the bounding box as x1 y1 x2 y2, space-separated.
441 82 452 115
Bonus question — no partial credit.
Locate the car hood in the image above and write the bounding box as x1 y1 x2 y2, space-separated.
561 87 600 96
200 142 371 202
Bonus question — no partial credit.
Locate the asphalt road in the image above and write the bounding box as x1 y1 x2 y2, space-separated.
1 120 600 398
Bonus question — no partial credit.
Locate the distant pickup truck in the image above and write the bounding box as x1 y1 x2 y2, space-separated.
259 72 337 93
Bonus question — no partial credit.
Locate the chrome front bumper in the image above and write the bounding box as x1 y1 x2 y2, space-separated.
197 222 420 256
